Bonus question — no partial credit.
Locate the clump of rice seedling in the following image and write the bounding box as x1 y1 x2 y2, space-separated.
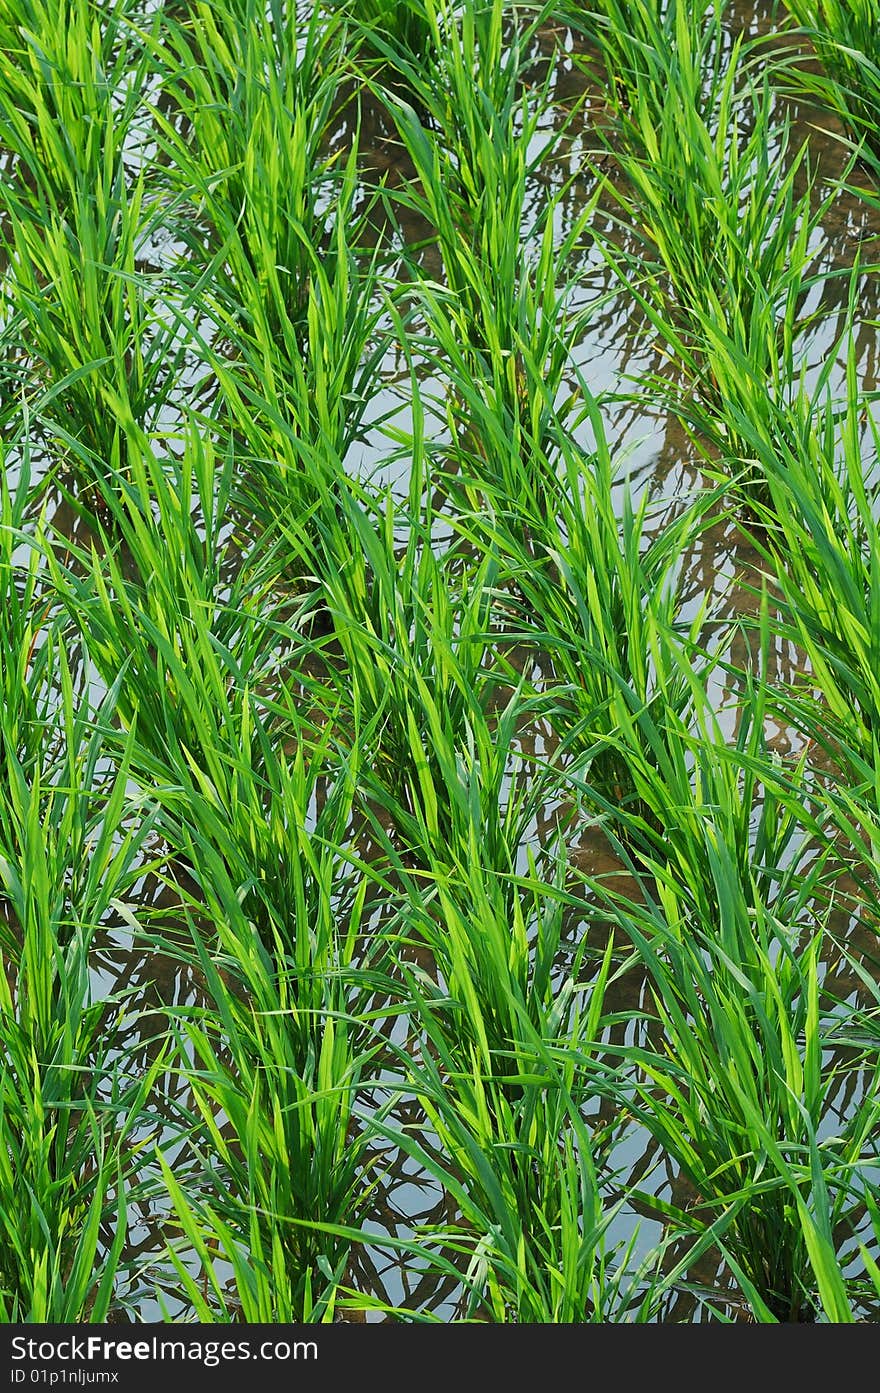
721 321 880 814
372 930 713 1321
579 0 836 504
153 9 396 518
0 0 181 480
327 0 434 78
0 0 139 212
276 463 550 870
0 441 53 790
198 154 396 519
391 831 582 1085
0 948 165 1320
44 424 306 774
779 0 880 159
157 841 388 1322
571 0 717 120
483 396 720 823
569 628 876 1321
439 377 722 828
0 656 167 1318
0 631 164 950
42 428 382 973
383 0 594 478
139 682 380 969
587 879 879 1320
151 0 343 347
0 174 183 482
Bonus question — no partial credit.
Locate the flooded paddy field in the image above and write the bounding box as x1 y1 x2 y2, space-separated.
2 0 880 1323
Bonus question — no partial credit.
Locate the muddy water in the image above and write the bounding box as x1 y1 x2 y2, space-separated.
5 0 880 1320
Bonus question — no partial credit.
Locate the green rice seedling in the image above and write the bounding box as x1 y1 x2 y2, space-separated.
568 634 877 1320
41 428 378 971
157 841 387 1322
43 425 309 779
470 393 720 824
330 538 514 859
0 0 139 212
325 0 434 77
586 888 879 1320
371 946 718 1322
399 188 600 516
0 641 165 962
565 606 838 932
377 0 550 135
0 0 183 478
151 0 343 348
571 0 717 124
0 658 168 1318
153 14 394 518
391 1071 630 1321
391 832 586 1091
0 947 167 1320
581 1 836 497
0 439 53 787
383 0 594 473
134 681 382 969
779 0 880 158
719 324 880 820
196 154 396 519
282 467 551 871
0 177 185 484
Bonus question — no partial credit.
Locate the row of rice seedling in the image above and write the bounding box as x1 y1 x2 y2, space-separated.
0 0 879 1322
567 0 880 1321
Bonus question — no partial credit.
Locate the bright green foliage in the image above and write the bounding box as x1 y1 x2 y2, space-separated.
781 0 880 156
0 0 138 209
579 0 836 502
0 1 179 473
151 1 341 344
160 844 384 1322
328 0 434 72
0 659 165 1318
0 0 878 1327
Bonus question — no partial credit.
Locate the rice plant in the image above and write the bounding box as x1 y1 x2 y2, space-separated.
157 841 389 1322
580 0 838 502
585 875 879 1321
200 157 397 521
0 174 184 481
0 640 167 1318
718 325 880 809
375 1022 680 1322
150 0 343 347
0 5 184 479
0 440 51 790
43 425 302 772
567 628 877 1321
476 395 721 820
327 0 434 76
382 0 594 475
779 0 880 159
0 0 139 211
